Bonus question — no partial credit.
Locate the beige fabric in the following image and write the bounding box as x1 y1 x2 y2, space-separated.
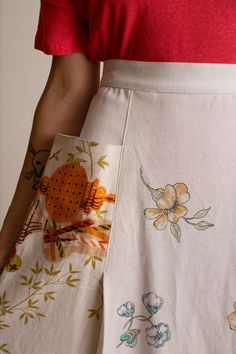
1 60 236 353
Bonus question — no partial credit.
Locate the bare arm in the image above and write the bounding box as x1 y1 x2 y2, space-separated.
0 53 100 271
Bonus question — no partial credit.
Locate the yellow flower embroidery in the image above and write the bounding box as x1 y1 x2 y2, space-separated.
144 183 190 230
140 167 214 242
227 302 236 331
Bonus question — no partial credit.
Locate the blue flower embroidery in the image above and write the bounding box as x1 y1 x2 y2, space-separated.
142 292 163 315
146 322 171 348
117 301 135 317
116 292 171 349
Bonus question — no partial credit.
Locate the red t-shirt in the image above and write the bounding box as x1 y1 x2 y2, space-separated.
34 0 236 63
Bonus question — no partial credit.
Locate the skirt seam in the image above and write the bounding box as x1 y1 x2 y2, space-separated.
102 89 134 273
96 89 134 354
100 83 236 94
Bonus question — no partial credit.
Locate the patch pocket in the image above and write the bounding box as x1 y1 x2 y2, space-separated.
36 133 122 264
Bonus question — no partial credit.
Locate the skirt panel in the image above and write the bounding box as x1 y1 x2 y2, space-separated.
0 134 123 354
97 89 236 354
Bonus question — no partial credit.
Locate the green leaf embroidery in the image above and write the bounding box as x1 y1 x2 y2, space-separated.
66 153 74 162
170 223 181 242
97 155 109 169
96 209 108 219
84 256 92 266
0 260 81 353
28 299 39 309
0 321 10 330
36 312 46 318
92 259 96 270
75 145 83 152
193 207 211 219
84 256 103 270
69 262 80 274
44 291 56 301
30 261 43 274
0 343 10 353
89 141 99 147
194 220 214 230
93 256 102 262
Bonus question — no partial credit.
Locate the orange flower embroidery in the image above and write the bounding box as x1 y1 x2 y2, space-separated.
144 183 190 230
227 302 236 331
140 167 214 242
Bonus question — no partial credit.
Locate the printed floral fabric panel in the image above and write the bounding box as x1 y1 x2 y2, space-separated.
0 133 122 353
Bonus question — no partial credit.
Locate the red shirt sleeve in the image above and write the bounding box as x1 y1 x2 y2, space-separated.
34 0 89 55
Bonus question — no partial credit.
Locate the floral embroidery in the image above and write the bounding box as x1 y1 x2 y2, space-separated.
140 166 214 242
117 302 135 317
48 149 61 161
116 292 171 349
227 302 236 331
65 140 110 178
0 136 122 352
119 329 141 348
0 261 80 352
146 322 171 348
0 343 10 353
87 278 103 320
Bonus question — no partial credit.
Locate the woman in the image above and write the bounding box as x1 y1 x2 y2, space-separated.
0 1 236 353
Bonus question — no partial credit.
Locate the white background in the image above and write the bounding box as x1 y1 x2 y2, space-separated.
0 0 103 226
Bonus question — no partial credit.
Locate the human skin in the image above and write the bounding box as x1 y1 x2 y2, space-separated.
0 52 100 274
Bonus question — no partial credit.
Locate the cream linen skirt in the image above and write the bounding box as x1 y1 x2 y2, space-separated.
1 60 236 354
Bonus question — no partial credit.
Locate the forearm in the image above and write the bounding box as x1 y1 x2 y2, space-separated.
0 68 99 251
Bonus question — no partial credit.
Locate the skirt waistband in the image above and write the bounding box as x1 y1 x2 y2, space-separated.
100 59 236 93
